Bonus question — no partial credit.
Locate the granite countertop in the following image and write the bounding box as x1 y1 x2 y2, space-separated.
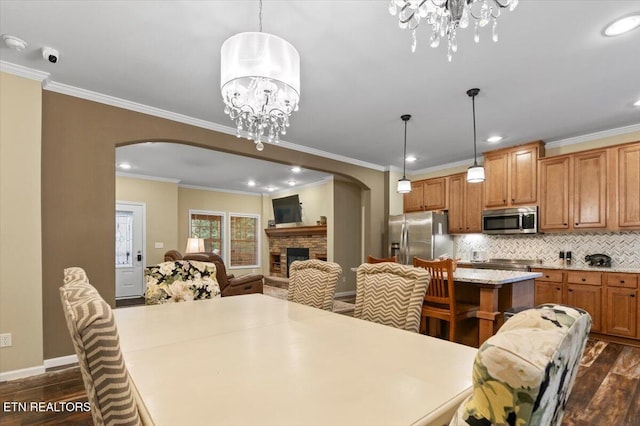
458 260 640 274
453 268 542 285
531 263 640 274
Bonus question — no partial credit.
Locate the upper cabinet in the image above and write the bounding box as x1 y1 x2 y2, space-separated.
618 143 640 228
483 141 544 209
403 177 447 212
539 149 608 232
448 173 483 234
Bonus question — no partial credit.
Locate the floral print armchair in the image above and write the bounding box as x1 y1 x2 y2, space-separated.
450 304 592 426
144 260 221 304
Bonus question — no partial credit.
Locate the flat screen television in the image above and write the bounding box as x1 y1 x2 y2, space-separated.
272 194 302 224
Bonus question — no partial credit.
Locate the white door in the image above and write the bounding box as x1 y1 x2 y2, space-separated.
115 202 145 298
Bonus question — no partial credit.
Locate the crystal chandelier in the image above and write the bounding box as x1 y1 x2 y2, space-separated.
388 0 519 61
220 0 300 151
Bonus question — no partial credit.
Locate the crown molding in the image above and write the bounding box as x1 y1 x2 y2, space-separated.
0 60 50 85
410 157 476 176
270 176 334 197
0 60 387 172
545 123 640 148
179 183 262 196
116 172 181 183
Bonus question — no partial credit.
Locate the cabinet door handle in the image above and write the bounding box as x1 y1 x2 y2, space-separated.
631 294 636 298
568 289 573 292
545 275 550 278
575 223 579 226
563 223 568 226
503 199 506 203
581 278 586 282
621 280 625 284
511 198 515 202
556 287 561 291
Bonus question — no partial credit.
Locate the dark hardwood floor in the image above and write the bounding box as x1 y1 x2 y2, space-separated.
1 338 638 425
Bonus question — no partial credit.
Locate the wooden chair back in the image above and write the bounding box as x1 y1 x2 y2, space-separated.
366 255 397 264
413 257 455 308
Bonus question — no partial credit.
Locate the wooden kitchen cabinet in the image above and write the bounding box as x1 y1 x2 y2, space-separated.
538 149 608 231
448 173 482 233
532 268 563 306
403 177 447 212
483 141 543 208
618 143 640 228
566 271 602 332
605 273 638 338
573 150 607 229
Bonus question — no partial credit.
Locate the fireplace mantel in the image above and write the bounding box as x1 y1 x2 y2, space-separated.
265 225 327 238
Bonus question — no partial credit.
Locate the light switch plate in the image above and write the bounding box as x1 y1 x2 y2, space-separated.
154 242 164 249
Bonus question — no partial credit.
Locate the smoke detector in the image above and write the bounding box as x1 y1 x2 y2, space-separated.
2 34 28 51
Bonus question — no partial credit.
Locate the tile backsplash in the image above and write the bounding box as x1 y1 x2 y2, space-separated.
454 232 640 268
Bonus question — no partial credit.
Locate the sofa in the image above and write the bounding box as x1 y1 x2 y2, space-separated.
164 250 263 297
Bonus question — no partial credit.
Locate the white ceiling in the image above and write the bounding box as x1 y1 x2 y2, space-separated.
1 1 639 193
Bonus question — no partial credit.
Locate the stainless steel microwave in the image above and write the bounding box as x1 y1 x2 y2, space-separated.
482 206 538 235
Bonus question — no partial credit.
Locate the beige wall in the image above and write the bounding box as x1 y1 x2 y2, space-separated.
333 180 362 293
0 73 43 373
40 89 386 359
178 186 263 275
115 176 179 266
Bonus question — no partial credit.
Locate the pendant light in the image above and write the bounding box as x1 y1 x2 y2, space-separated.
397 114 412 194
466 88 485 183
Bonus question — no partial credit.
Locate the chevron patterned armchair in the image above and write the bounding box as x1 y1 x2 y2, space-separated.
288 259 342 311
450 304 592 426
354 262 430 333
60 267 148 426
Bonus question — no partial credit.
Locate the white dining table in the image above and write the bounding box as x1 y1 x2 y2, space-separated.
114 294 477 426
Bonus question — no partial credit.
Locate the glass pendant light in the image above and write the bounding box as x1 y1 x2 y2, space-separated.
397 114 412 193
466 88 485 183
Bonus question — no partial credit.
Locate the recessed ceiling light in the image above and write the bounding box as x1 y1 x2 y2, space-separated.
406 155 417 163
267 186 276 192
634 98 640 107
247 180 256 187
118 163 132 170
291 166 301 173
487 136 503 143
603 14 640 37
288 180 296 186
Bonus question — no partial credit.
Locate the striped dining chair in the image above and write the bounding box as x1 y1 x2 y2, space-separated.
354 262 430 333
288 259 342 311
60 267 146 426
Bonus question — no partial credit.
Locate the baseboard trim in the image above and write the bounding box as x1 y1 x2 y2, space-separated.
0 354 78 382
335 290 356 298
43 354 78 370
0 365 46 382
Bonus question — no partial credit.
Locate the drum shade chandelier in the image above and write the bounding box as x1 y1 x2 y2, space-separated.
388 0 519 61
466 88 485 183
397 114 413 194
220 0 300 151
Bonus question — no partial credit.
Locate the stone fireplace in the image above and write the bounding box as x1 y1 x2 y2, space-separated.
265 225 327 278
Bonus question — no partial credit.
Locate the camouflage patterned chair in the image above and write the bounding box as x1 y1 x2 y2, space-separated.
450 304 592 426
60 267 148 426
287 259 342 311
354 262 430 333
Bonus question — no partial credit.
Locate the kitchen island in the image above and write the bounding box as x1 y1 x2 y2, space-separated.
451 268 542 346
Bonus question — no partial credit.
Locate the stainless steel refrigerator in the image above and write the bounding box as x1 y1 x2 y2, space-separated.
388 212 453 265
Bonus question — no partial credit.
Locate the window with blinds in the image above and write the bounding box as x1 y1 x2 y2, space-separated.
189 211 224 254
229 214 260 268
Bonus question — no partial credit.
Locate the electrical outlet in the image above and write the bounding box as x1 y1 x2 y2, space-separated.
0 333 12 348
